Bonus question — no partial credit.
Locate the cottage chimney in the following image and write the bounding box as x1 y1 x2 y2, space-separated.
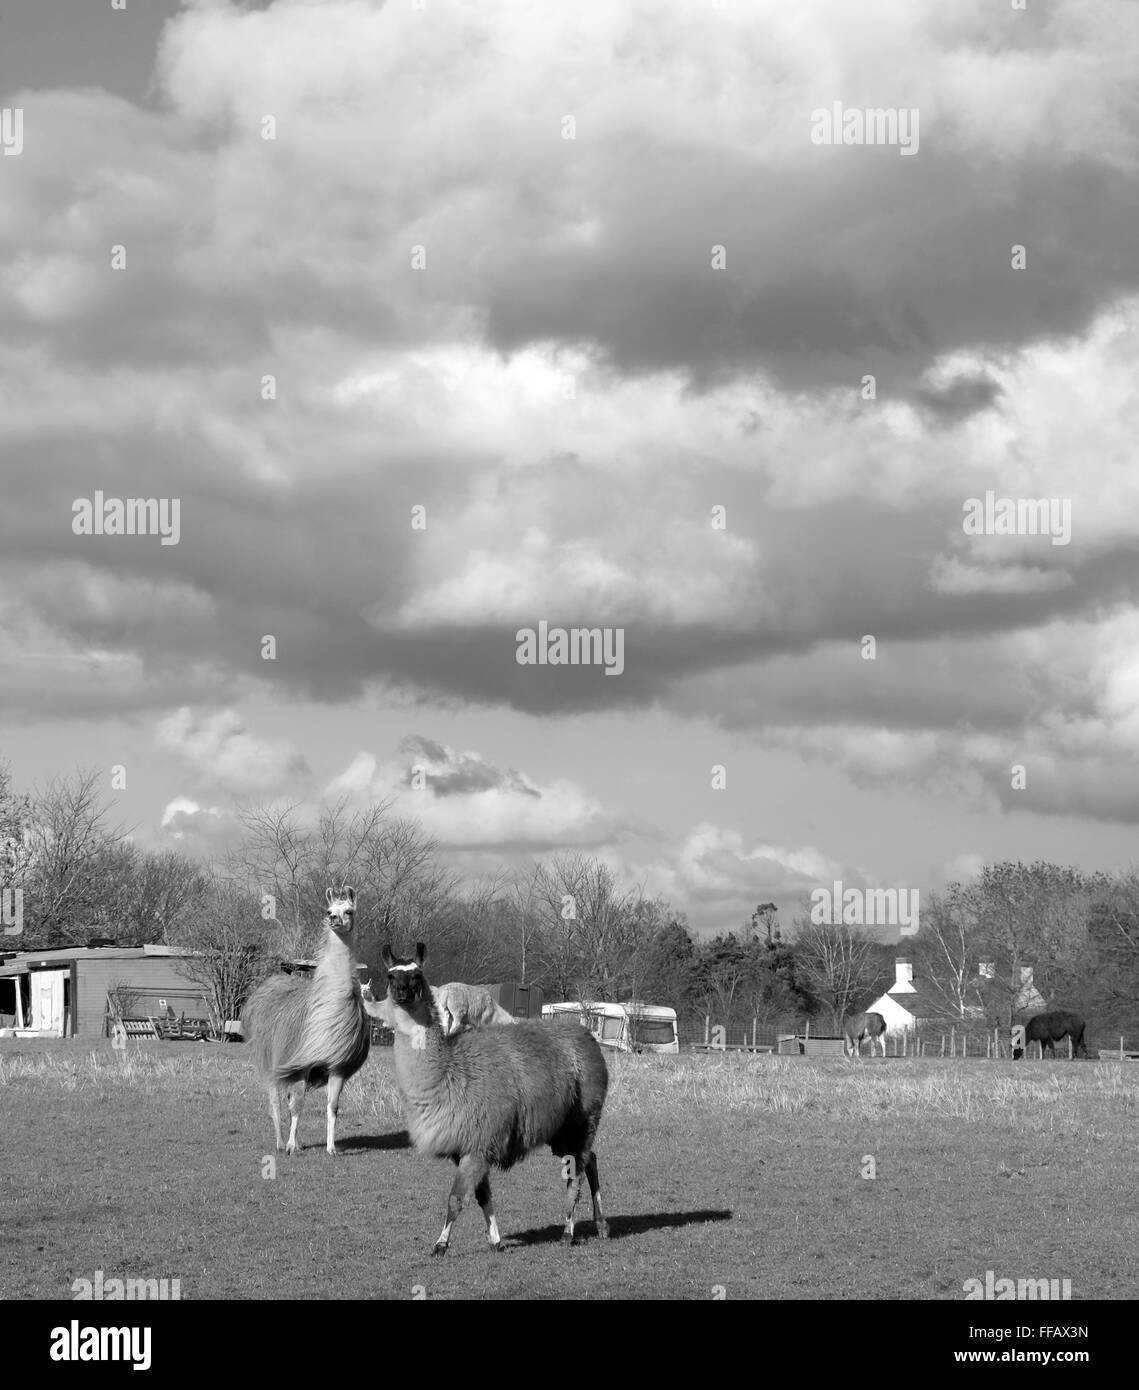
979 962 994 979
893 958 915 992
1020 965 1033 986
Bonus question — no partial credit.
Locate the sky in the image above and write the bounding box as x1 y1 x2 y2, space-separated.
1 0 1138 936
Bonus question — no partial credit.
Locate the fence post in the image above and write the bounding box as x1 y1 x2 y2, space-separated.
1068 1035 1073 1060
704 1016 709 1046
1123 1037 1126 1060
752 1017 757 1049
940 1034 945 1057
950 1026 955 1058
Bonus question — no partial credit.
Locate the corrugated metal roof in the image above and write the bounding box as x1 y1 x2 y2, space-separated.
0 939 193 973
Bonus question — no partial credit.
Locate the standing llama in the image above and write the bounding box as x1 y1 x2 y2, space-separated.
843 1010 887 1058
382 942 609 1255
242 886 369 1156
362 978 514 1035
432 981 515 1035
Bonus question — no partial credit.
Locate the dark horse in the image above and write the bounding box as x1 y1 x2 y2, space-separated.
843 1011 886 1058
1014 1010 1087 1060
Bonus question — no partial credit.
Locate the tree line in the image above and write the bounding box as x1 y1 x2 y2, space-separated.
2 765 1136 1041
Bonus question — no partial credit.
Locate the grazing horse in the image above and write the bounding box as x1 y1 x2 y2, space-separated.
1013 1010 1087 1060
843 1010 886 1058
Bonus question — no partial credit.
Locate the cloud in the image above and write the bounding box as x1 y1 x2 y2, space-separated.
324 738 617 850
1 0 1137 845
155 708 310 794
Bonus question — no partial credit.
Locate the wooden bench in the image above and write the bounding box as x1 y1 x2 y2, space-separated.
119 1018 159 1039
151 1013 211 1041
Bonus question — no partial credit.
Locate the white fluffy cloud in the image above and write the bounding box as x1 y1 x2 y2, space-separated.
324 737 617 850
156 708 310 794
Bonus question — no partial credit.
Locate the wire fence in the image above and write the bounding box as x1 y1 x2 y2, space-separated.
678 1014 1139 1060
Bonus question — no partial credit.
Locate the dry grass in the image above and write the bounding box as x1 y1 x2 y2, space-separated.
2 1039 1136 1300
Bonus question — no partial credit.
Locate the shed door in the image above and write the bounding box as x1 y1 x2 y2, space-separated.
33 970 67 1034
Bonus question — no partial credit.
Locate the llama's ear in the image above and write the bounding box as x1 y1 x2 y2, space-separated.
415 942 426 964
344 886 356 904
326 887 335 907
381 945 394 968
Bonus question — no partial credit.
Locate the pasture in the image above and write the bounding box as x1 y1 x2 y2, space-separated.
1 1040 1136 1300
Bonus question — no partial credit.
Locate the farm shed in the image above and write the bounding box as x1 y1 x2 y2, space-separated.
489 981 545 1020
0 945 208 1039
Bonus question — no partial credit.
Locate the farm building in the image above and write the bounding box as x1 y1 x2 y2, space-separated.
488 981 545 1020
0 944 209 1039
865 957 1046 1033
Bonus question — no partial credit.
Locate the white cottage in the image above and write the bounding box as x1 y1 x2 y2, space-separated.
865 958 1046 1033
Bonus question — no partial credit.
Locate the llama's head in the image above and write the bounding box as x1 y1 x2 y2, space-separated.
381 942 430 1020
325 886 357 941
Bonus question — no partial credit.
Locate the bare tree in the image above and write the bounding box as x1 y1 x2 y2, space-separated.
21 770 130 946
528 855 661 1000
166 876 267 1032
912 885 983 1019
792 917 881 1030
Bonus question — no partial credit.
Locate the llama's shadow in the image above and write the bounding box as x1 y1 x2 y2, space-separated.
334 1130 411 1152
507 1208 732 1247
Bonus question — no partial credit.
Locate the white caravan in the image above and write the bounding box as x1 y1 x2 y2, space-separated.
542 1000 679 1054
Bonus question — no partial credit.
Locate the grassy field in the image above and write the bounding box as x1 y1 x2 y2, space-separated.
1 1038 1136 1300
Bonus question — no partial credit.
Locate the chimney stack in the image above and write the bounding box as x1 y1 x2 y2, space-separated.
893 958 915 992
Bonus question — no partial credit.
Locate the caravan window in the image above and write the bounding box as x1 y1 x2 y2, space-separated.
600 1016 624 1041
633 1019 676 1045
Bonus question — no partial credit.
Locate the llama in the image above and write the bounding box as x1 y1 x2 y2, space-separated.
361 978 513 1034
382 942 609 1254
432 981 515 1035
843 1010 887 1058
242 886 369 1156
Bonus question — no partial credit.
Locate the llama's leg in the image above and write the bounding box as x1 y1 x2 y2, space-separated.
433 1153 483 1256
325 1072 345 1156
269 1085 284 1152
584 1151 608 1239
563 1153 587 1245
286 1082 306 1154
473 1166 503 1252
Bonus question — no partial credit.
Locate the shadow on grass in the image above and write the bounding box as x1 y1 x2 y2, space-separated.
333 1130 411 1152
508 1208 733 1247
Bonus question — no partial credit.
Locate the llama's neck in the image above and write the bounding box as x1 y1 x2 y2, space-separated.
391 994 443 1052
314 929 357 996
